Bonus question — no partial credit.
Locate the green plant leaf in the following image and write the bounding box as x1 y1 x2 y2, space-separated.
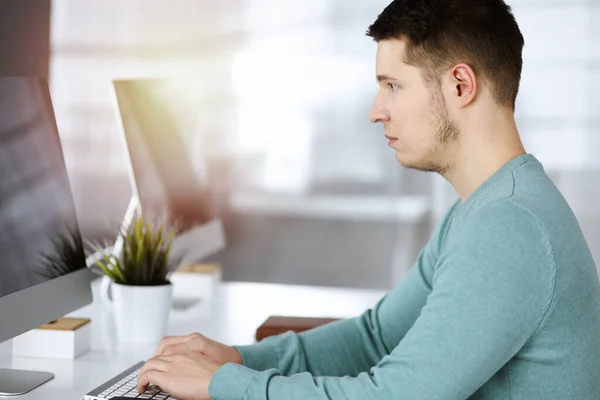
96 258 121 283
163 229 176 274
102 254 125 283
149 225 163 282
90 214 179 286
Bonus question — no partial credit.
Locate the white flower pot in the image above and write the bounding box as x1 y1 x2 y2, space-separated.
100 277 173 344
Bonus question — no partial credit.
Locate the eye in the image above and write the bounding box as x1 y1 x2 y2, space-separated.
388 83 399 92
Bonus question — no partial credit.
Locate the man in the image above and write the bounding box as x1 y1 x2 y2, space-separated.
136 0 600 398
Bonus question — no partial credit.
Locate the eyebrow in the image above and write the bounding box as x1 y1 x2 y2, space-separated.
376 74 397 83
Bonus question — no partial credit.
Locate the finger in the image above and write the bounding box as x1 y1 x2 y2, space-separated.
164 338 204 356
137 370 164 395
155 333 198 356
163 344 181 356
155 336 188 356
138 357 171 380
152 355 174 362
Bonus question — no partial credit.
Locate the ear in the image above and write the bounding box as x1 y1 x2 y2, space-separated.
444 64 477 108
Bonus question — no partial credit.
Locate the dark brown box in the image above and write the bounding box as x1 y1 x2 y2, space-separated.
255 316 340 342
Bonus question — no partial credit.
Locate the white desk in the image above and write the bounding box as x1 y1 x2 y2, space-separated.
0 279 385 400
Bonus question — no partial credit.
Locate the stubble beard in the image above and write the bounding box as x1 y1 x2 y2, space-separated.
397 89 460 175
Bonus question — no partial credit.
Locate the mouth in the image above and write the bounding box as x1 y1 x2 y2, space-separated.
385 135 398 147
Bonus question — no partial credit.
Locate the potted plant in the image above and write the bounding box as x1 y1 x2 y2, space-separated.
93 215 181 344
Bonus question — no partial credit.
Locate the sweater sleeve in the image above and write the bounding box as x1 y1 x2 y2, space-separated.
208 201 557 400
231 201 459 377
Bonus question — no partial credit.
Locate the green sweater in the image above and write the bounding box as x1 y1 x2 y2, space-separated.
208 154 600 400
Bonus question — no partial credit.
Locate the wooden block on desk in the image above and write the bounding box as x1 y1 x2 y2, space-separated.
177 263 221 274
256 316 340 342
13 317 91 359
37 317 90 331
172 263 222 298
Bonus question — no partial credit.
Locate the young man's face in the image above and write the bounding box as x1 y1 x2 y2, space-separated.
369 39 459 173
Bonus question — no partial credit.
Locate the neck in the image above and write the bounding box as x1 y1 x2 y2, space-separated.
442 114 526 203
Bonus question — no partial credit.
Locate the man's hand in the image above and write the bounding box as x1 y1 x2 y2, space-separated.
137 353 219 400
155 332 242 366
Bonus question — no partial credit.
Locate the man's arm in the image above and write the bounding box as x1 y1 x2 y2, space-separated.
208 201 557 399
232 201 460 377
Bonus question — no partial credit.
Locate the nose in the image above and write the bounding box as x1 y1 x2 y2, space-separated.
369 93 389 124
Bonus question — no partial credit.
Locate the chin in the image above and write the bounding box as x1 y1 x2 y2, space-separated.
394 151 416 169
395 151 442 173
394 151 406 165
394 150 413 167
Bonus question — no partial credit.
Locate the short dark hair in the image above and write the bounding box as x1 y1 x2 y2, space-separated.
367 0 524 109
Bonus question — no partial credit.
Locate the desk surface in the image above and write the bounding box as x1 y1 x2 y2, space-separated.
0 279 385 399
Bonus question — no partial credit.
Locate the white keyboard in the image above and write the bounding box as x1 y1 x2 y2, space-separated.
81 361 178 400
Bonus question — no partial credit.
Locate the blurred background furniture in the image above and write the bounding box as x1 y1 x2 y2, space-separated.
255 316 340 341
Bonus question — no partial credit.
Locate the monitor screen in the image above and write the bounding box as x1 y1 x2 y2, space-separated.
0 77 85 299
112 79 213 233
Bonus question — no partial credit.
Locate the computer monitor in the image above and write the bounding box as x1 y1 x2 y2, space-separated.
0 77 92 394
111 79 225 265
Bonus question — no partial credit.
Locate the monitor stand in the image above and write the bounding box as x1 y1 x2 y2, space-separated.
0 368 54 396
